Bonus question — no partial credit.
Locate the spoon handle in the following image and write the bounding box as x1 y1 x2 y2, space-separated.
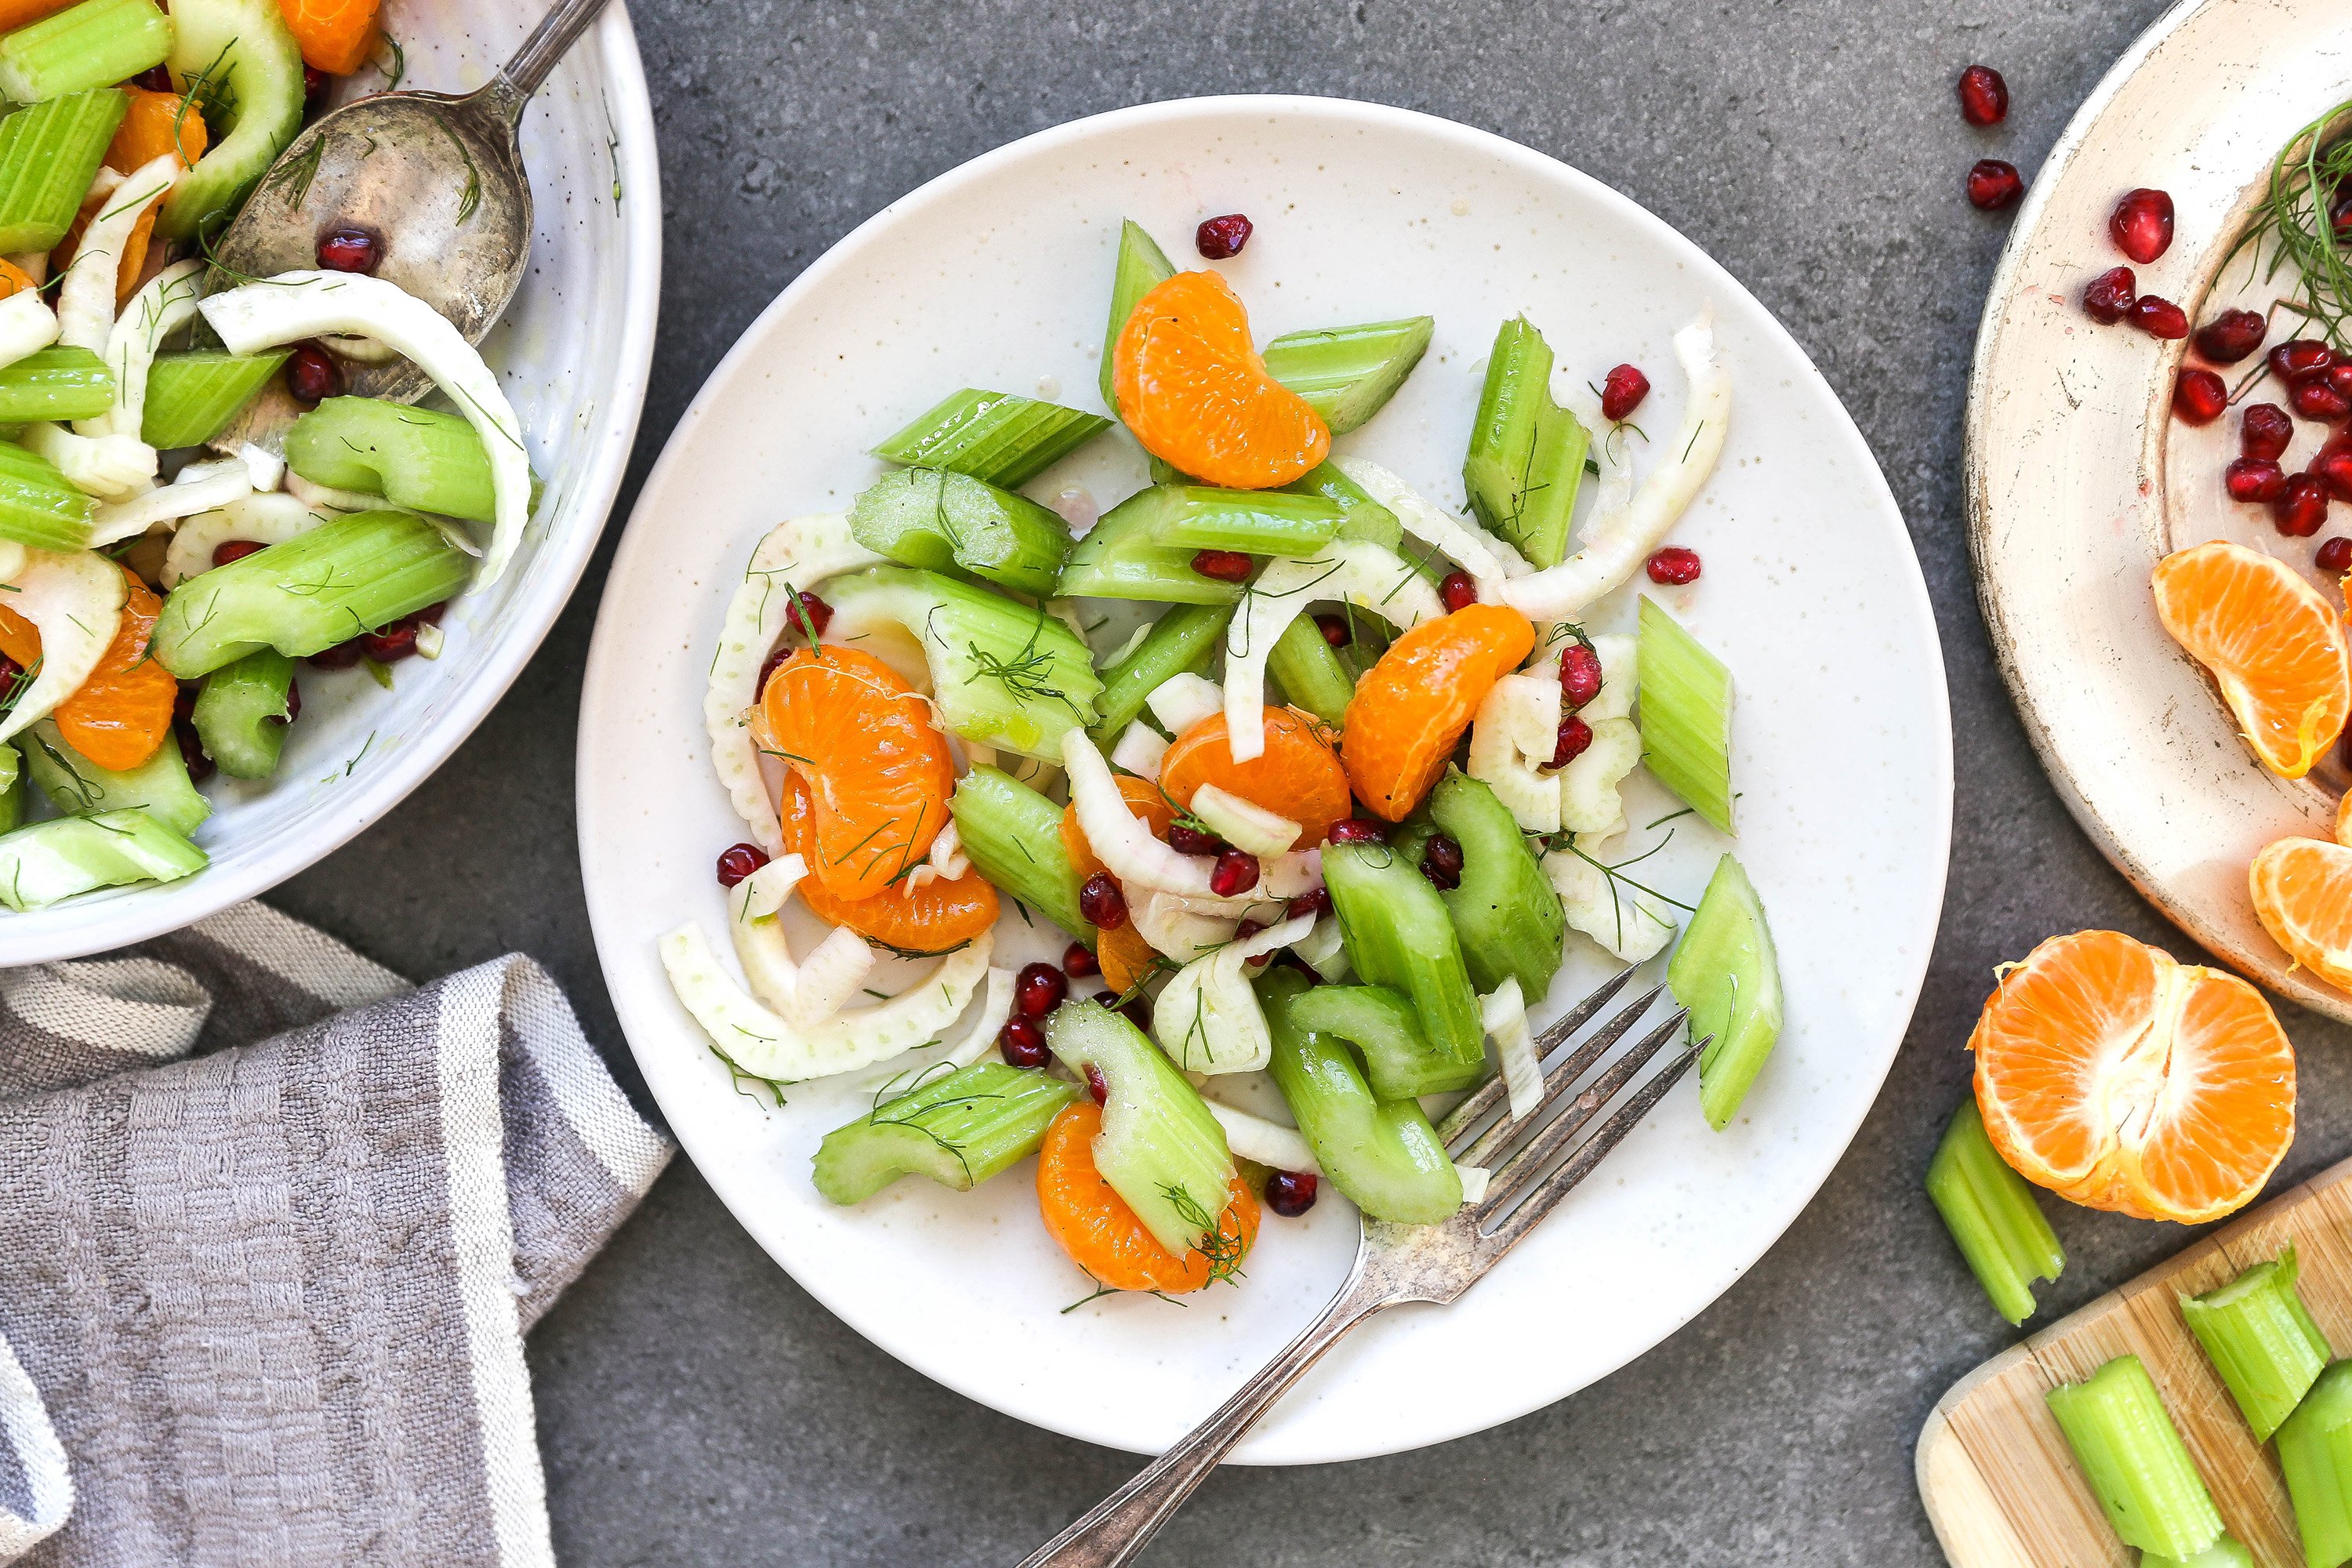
501 0 612 100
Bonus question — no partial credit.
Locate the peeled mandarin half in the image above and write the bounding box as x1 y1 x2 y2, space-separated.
1111 270 1329 489
760 645 954 902
1969 928 2294 1224
2152 540 2350 779
1342 604 1534 821
778 773 996 954
2252 834 2352 992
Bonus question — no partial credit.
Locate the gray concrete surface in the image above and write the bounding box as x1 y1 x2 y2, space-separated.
257 1 2352 1562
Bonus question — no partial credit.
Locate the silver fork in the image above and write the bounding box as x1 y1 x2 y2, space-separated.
1016 966 1701 1568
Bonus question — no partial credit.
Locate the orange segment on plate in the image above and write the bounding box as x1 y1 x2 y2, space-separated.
779 773 996 954
1036 1102 1258 1294
1158 706 1350 847
2152 540 2350 779
1059 772 1173 991
760 645 954 903
1969 928 2295 1224
1111 270 1329 489
1342 603 1534 821
0 568 174 771
2252 835 2352 992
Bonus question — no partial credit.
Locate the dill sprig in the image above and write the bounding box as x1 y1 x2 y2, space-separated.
2227 99 2352 351
1162 1181 1246 1287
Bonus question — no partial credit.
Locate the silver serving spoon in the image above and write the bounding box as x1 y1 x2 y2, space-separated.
207 0 610 447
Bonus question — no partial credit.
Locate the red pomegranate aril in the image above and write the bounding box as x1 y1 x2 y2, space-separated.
210 539 266 567
1195 213 1253 260
2328 364 2352 401
1419 832 1464 891
279 678 301 724
1085 1062 1110 1105
756 642 791 695
1191 548 1254 583
1559 642 1603 709
2172 368 2228 426
790 589 833 636
1324 818 1385 846
315 225 381 274
285 343 343 405
2226 458 2288 503
1966 160 2024 212
1014 961 1067 1018
1264 1170 1319 1218
1550 714 1595 769
133 64 174 92
176 720 213 781
1646 546 1702 585
2244 403 2295 460
362 617 422 662
2320 537 2352 575
2292 377 2352 423
1062 942 1099 978
2129 295 2188 340
2336 191 2352 241
1314 612 1350 647
716 843 769 887
1957 64 2009 126
1167 822 1226 857
2082 267 2137 325
1286 886 1331 921
2194 309 2268 365
1438 570 1477 612
2271 339 2335 382
308 635 366 670
1208 848 1259 898
1600 363 1651 421
999 1016 1050 1070
1234 916 1268 945
1078 872 1127 931
2313 437 2352 503
2276 474 2331 537
2109 187 2175 263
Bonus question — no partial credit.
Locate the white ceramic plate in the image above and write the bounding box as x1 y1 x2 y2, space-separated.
578 96 1951 1463
1968 0 2352 1021
0 0 662 965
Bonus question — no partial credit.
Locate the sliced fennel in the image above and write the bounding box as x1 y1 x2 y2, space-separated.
1468 672 1563 833
1544 838 1676 964
160 492 329 586
1481 978 1541 1120
56 154 176 359
1109 720 1168 781
1152 913 1314 1074
0 547 121 746
1062 727 1214 895
87 456 250 546
0 290 59 376
24 420 152 499
1203 1095 1318 1173
1189 783 1300 856
1132 887 1240 963
1561 717 1642 840
1333 455 1530 597
1293 915 1350 981
1260 848 1323 900
1222 538 1443 762
89 257 201 441
942 966 1017 1068
727 855 876 1031
1144 670 1223 736
284 470 379 513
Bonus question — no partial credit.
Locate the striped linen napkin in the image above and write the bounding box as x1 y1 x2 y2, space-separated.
0 902 669 1566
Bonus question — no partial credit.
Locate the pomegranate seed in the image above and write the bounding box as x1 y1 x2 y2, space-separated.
301 63 326 98
2328 364 2352 401
133 64 174 92
1646 546 1702 585
1550 714 1595 769
363 615 432 663
1286 886 1331 920
1086 1063 1110 1105
2292 377 2352 423
1195 213 1253 260
2129 295 2188 340
1167 822 1226 857
2244 403 2295 460
2195 309 2267 364
1966 159 2024 211
1559 641 1603 709
308 636 366 670
1078 872 1127 930
1014 961 1067 1018
2320 537 2352 575
1600 364 1650 421
1419 833 1464 891
716 843 769 887
2108 187 2174 263
1234 916 1268 944
2276 474 2331 536
1098 994 1153 1034
1208 848 1259 898
1062 942 1099 978
1956 64 2009 126
1438 570 1477 612
756 642 791 695
285 343 343 405
999 1016 1050 1070
1264 1170 1319 1217
1314 612 1350 647
314 225 381 274
210 539 266 568
279 678 301 724
2082 267 2137 325
176 720 213 781
2270 339 2335 382
1324 818 1385 846
1191 548 1254 583
2313 437 2352 502
2225 458 2288 503
790 590 833 637
2172 368 2227 425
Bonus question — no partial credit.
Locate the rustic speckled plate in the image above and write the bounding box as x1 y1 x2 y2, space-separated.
579 96 1950 1462
1968 0 2352 1021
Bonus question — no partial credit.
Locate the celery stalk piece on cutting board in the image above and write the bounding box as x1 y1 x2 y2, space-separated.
2180 1247 2332 1443
2276 1360 2352 1568
2045 1355 2227 1562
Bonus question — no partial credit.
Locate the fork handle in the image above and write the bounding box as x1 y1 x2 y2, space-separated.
1014 1288 1388 1567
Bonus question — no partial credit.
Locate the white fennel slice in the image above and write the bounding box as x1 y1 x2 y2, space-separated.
1333 455 1530 595
1543 840 1676 964
161 492 330 587
87 457 250 546
1145 671 1222 735
1152 913 1314 1074
1468 673 1563 834
943 966 1017 1068
92 259 202 440
1109 720 1168 781
1559 717 1642 840
0 550 124 746
1203 1097 1318 1173
0 290 57 376
1481 978 1541 1120
724 855 876 1031
56 154 176 360
1063 727 1214 895
1222 538 1444 762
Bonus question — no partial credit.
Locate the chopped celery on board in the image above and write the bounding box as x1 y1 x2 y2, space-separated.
1461 315 1590 569
0 0 171 103
2278 1362 2352 1568
284 397 498 523
0 347 114 424
1262 316 1434 434
0 437 93 550
870 387 1110 488
0 808 206 910
949 765 1094 943
2181 1247 2332 1443
1099 218 1175 408
846 466 1072 597
22 719 210 837
0 89 126 252
2141 1540 2256 1568
1923 1099 2063 1327
189 649 296 779
2044 1356 2227 1561
1087 602 1230 743
1668 853 1781 1130
1044 1000 1236 1262
1638 594 1735 833
812 1062 1080 1204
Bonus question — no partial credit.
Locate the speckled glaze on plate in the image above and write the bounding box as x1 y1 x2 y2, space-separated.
577 96 1950 1463
1967 0 2352 1022
0 0 661 965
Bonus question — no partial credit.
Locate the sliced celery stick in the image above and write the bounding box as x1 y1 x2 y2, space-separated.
1287 982 1472 1101
1095 483 1345 557
189 648 294 779
1284 459 1403 554
2142 1538 2256 1568
284 397 495 522
0 89 125 252
1461 316 1591 568
1321 840 1486 1083
1669 853 1781 1130
813 1062 1080 1204
152 509 473 678
1058 494 1242 605
1087 602 1230 743
1431 770 1564 1000
1265 615 1352 728
1044 1000 1238 1262
158 0 303 242
0 0 169 103
1925 1099 2063 1326
949 764 1093 942
2045 1356 2226 1561
1100 218 1175 408
21 719 209 837
2281 1364 2352 1568
1263 317 1434 434
0 741 21 835
0 808 205 909
0 438 93 550
2181 1247 2332 1443
847 466 1072 597
141 351 289 449
1638 594 1733 833
871 388 1111 488
0 347 113 424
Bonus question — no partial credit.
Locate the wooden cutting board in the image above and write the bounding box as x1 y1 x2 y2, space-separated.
1918 1155 2352 1566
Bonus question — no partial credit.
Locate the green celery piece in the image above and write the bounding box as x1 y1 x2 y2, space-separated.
0 89 125 252
1320 840 1486 1082
1283 459 1403 554
1260 967 1463 1224
1265 615 1353 728
1924 1099 2063 1327
871 387 1110 488
1099 218 1175 408
1093 483 1344 557
1057 492 1241 605
1287 982 1472 1101
283 397 495 522
812 1062 1080 1204
847 466 1072 597
1461 316 1590 568
1668 853 1782 1130
0 437 94 550
1088 602 1230 744
0 808 205 909
189 648 296 779
2181 1246 2332 1443
0 347 113 423
0 0 169 103
1262 317 1434 434
2142 1539 2256 1568
1044 1000 1237 1262
2045 1356 2226 1562
21 719 209 837
0 741 20 834
1428 769 1564 1000
949 765 1092 943
158 0 303 241
2282 1363 2352 1568
1638 595 1734 833
141 350 289 448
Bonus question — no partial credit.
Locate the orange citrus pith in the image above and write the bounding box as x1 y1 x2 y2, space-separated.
0 568 174 771
760 646 953 903
2152 541 2351 779
1059 773 1174 992
778 774 996 953
1342 604 1534 821
1111 270 1329 490
1969 928 2295 1224
1159 706 1351 847
1036 1102 1258 1294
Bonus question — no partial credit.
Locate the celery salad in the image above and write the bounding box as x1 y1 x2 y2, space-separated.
666 213 1782 1301
0 0 531 910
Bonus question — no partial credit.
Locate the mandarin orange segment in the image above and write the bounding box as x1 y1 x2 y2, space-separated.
1036 1102 1258 1294
1111 270 1329 489
1970 927 2294 1223
0 259 34 303
2337 790 2352 849
1341 604 1534 821
107 89 208 175
1 568 174 772
779 774 996 954
1058 774 1174 991
760 646 954 903
2153 541 2350 779
2252 835 2352 992
278 0 382 74
1158 706 1350 847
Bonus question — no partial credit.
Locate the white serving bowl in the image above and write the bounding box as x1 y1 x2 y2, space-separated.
0 0 661 965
